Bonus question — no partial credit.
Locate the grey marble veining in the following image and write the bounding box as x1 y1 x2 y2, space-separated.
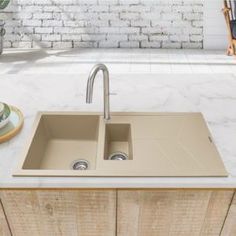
1 73 236 188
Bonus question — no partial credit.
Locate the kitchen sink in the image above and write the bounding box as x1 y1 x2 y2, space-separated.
14 112 228 177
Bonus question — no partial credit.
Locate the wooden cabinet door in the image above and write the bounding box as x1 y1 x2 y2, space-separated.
0 190 116 236
221 192 236 236
0 200 11 236
117 190 234 236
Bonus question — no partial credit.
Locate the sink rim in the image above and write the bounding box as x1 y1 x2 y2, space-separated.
14 111 228 177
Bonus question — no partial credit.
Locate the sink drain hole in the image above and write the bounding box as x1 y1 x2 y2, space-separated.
108 152 128 160
71 159 89 170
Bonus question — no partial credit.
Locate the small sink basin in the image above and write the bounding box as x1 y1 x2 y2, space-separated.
15 112 228 177
104 123 133 160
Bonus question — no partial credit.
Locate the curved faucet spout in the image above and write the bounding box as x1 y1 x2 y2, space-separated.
86 64 110 120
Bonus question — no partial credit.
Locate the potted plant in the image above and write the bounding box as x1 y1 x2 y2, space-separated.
0 0 10 54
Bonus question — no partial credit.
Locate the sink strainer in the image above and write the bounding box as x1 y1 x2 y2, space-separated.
108 152 128 160
71 159 89 170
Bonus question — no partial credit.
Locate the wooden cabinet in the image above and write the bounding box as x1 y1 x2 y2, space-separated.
221 193 236 236
117 190 234 236
0 190 116 236
0 189 236 236
0 200 11 236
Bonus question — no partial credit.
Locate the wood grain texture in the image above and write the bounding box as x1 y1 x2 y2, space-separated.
0 190 116 236
199 190 234 235
221 192 236 236
0 200 11 236
117 190 234 236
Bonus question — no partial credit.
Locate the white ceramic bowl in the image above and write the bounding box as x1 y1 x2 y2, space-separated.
0 104 11 129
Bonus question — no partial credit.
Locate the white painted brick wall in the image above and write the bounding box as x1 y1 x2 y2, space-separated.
2 0 203 49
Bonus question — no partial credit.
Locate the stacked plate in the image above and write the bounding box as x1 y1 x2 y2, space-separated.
0 102 11 129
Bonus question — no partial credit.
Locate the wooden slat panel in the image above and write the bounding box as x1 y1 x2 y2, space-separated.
200 190 233 235
0 190 116 236
0 200 11 236
117 190 234 236
221 192 236 236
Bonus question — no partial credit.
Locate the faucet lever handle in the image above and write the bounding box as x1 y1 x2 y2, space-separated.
109 92 117 96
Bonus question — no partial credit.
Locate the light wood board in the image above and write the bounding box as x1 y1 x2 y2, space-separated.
221 192 236 236
0 190 116 236
0 200 11 236
117 189 234 236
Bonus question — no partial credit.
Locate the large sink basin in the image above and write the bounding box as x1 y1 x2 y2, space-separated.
21 114 99 170
14 112 227 177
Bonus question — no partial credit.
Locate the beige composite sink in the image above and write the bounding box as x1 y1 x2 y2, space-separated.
14 112 228 177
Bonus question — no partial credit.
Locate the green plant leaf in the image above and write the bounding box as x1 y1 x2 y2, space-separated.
0 0 10 10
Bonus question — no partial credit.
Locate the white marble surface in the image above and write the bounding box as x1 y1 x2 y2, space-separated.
1 73 236 188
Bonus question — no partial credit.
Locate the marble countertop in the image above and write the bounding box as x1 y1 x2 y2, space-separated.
1 73 236 188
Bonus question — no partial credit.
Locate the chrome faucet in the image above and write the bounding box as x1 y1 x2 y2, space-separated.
86 64 110 120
